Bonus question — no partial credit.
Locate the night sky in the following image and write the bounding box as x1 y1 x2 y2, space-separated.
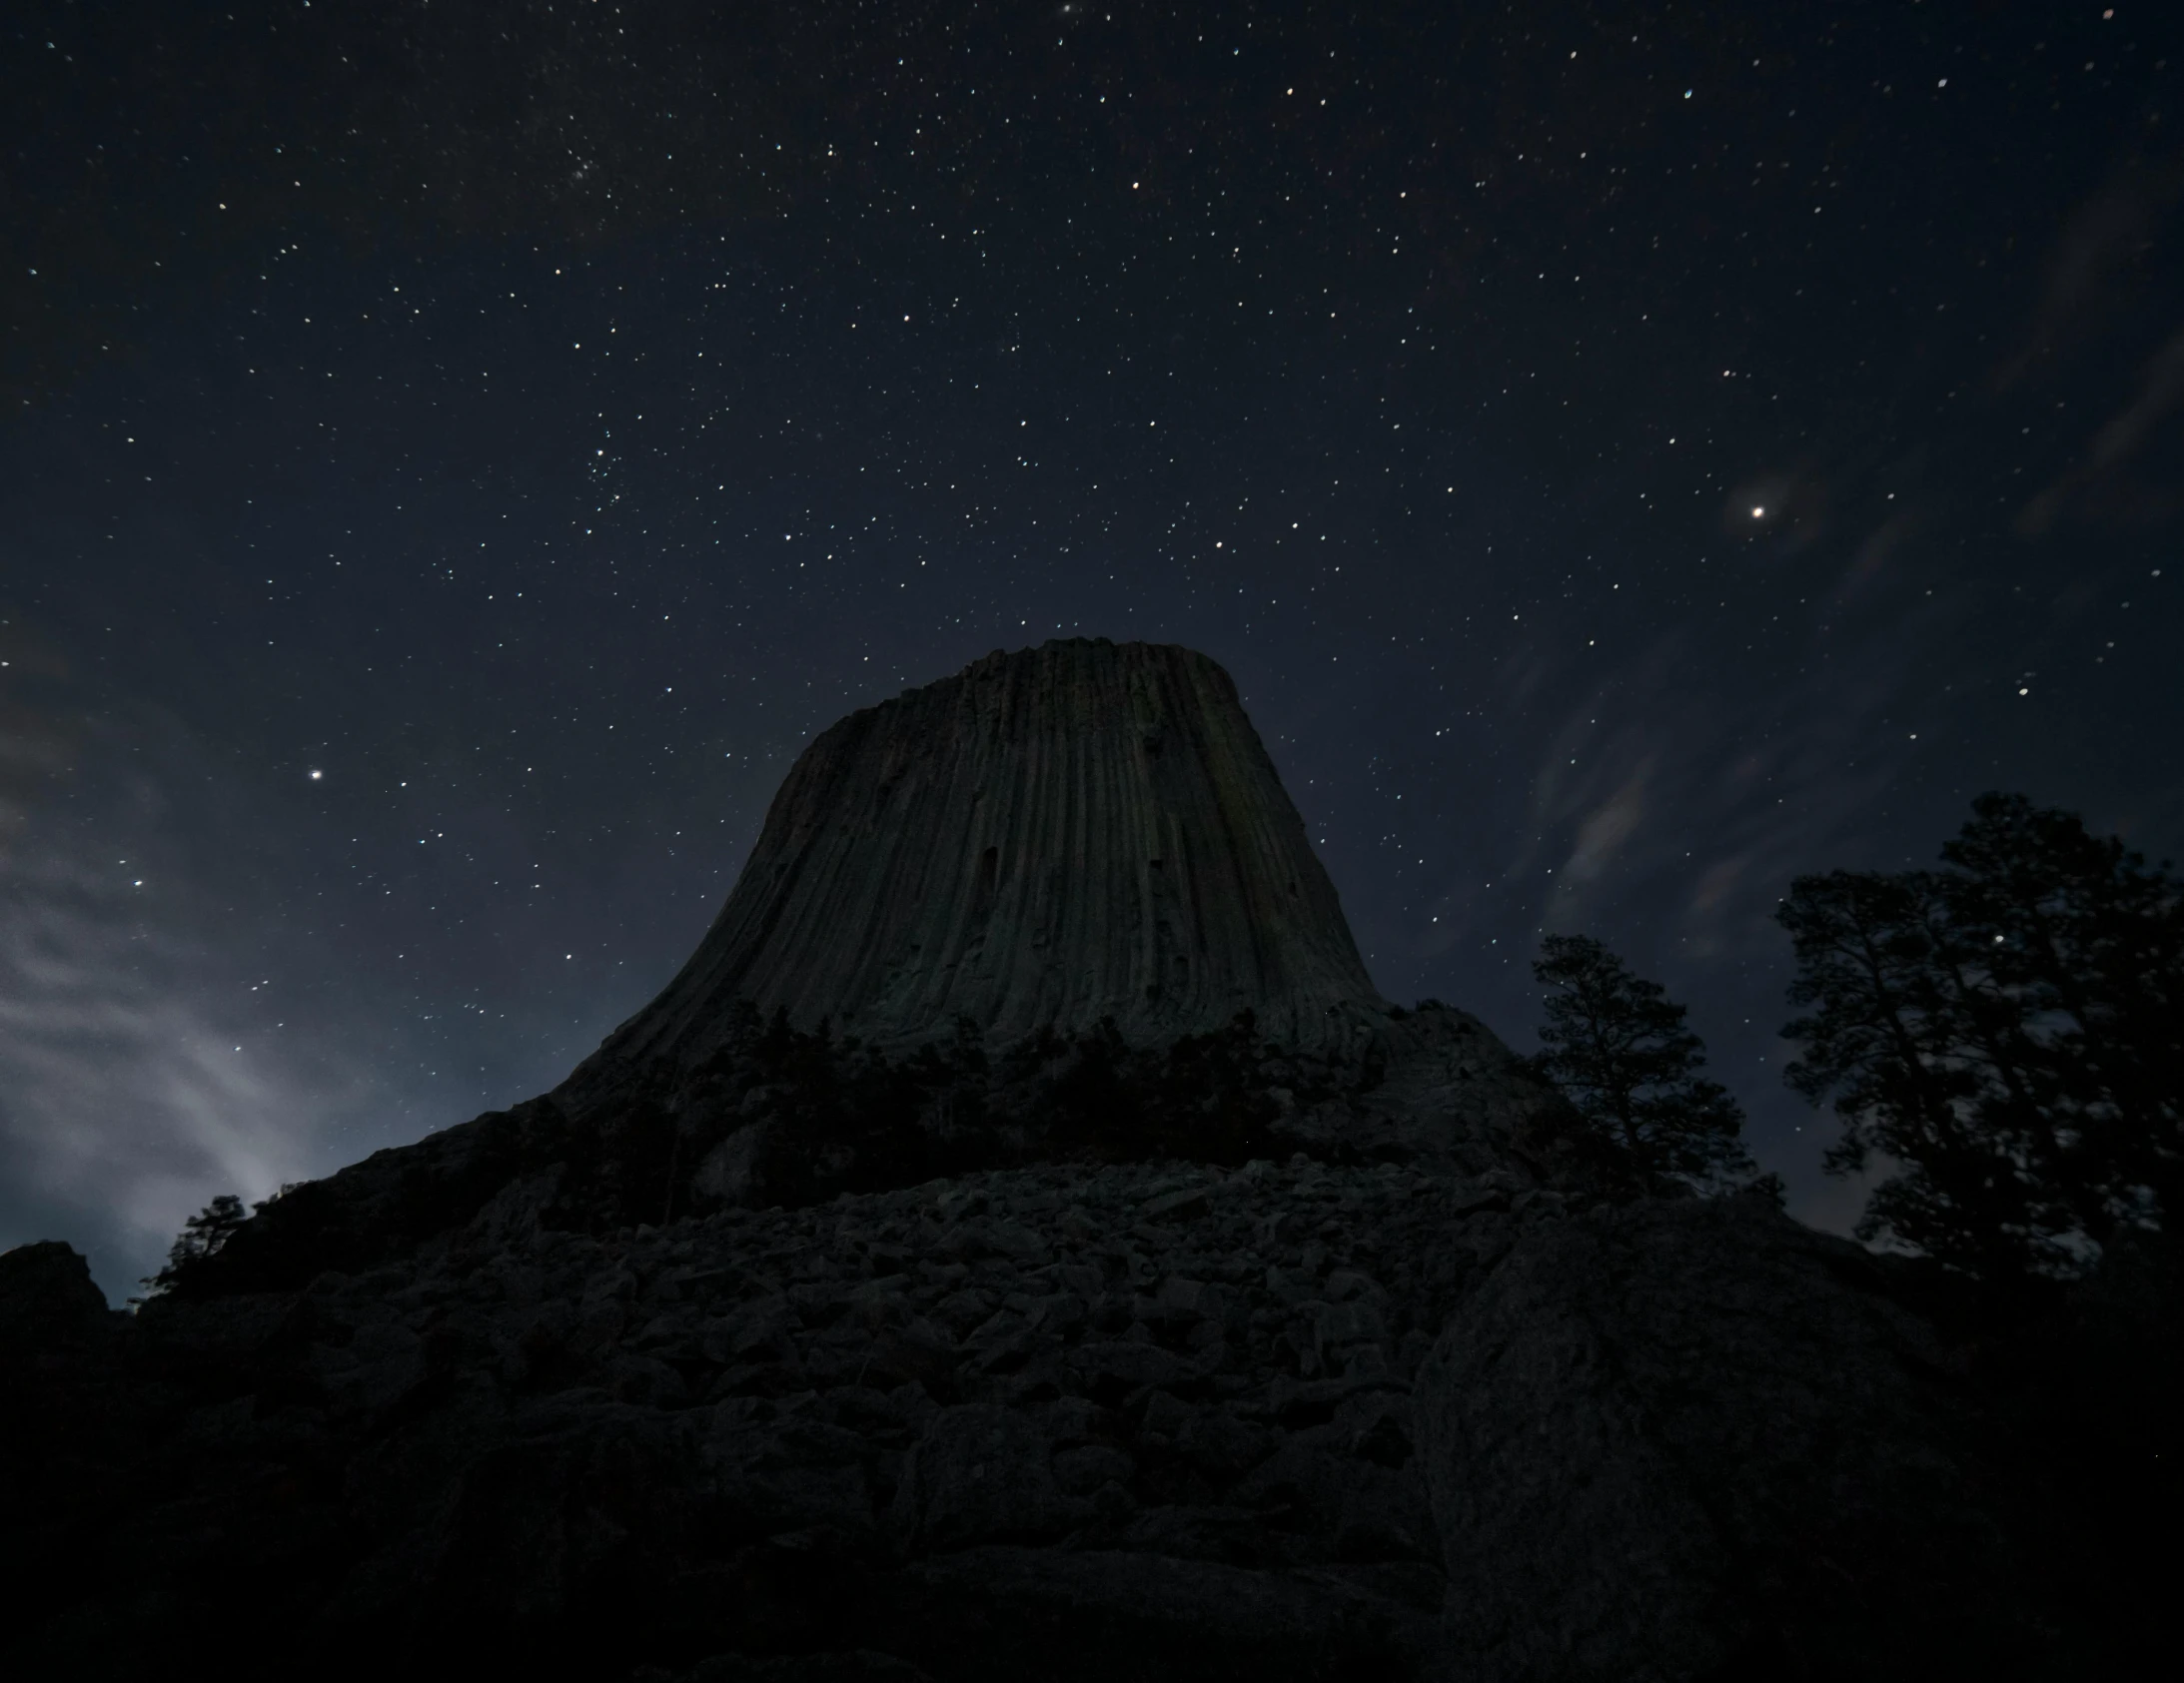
4 2 2180 1298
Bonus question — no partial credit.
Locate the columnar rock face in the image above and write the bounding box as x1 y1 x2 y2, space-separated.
589 639 1386 1074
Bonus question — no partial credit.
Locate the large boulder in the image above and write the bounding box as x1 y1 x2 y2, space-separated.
1415 1195 2040 1682
0 1241 110 1351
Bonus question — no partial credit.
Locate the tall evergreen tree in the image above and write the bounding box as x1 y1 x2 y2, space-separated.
1530 934 1754 1188
1776 869 2057 1279
1778 793 2183 1280
1940 794 2184 1232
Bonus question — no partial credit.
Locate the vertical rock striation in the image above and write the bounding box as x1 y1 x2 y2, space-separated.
585 639 1387 1076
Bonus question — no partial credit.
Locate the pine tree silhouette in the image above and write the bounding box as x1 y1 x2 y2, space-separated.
1530 934 1754 1189
143 1194 250 1295
1779 792 2183 1281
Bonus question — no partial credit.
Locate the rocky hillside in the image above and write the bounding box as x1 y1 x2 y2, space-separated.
6 1165 2167 1681
9 1157 1497 1679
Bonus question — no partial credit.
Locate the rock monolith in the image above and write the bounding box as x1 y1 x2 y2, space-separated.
578 638 1387 1080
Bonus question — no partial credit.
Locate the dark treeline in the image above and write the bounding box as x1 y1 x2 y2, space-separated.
577 1000 1335 1231
1533 791 2180 1288
144 1005 1360 1298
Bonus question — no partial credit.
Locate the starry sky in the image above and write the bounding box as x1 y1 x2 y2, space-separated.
4 1 2180 1297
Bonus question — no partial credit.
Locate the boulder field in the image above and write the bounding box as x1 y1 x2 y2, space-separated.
10 1162 2165 1681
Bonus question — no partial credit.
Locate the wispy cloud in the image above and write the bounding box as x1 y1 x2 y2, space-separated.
2019 326 2184 535
0 656 391 1288
1995 157 2184 396
0 845 364 1248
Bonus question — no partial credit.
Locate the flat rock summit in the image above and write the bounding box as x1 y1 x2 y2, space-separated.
0 641 2169 1681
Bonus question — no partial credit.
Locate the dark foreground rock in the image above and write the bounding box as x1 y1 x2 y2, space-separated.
5 1176 2175 1681
0 1239 112 1350
1418 1197 2039 1681
2 1159 1495 1681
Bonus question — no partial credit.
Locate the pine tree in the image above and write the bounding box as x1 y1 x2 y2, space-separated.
1530 934 1754 1189
1777 793 2183 1280
1776 868 2056 1279
143 1193 250 1295
1939 793 2184 1234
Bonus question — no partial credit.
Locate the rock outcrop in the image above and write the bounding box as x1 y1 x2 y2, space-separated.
0 1239 112 1353
1415 1196 2040 1681
576 639 1387 1082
